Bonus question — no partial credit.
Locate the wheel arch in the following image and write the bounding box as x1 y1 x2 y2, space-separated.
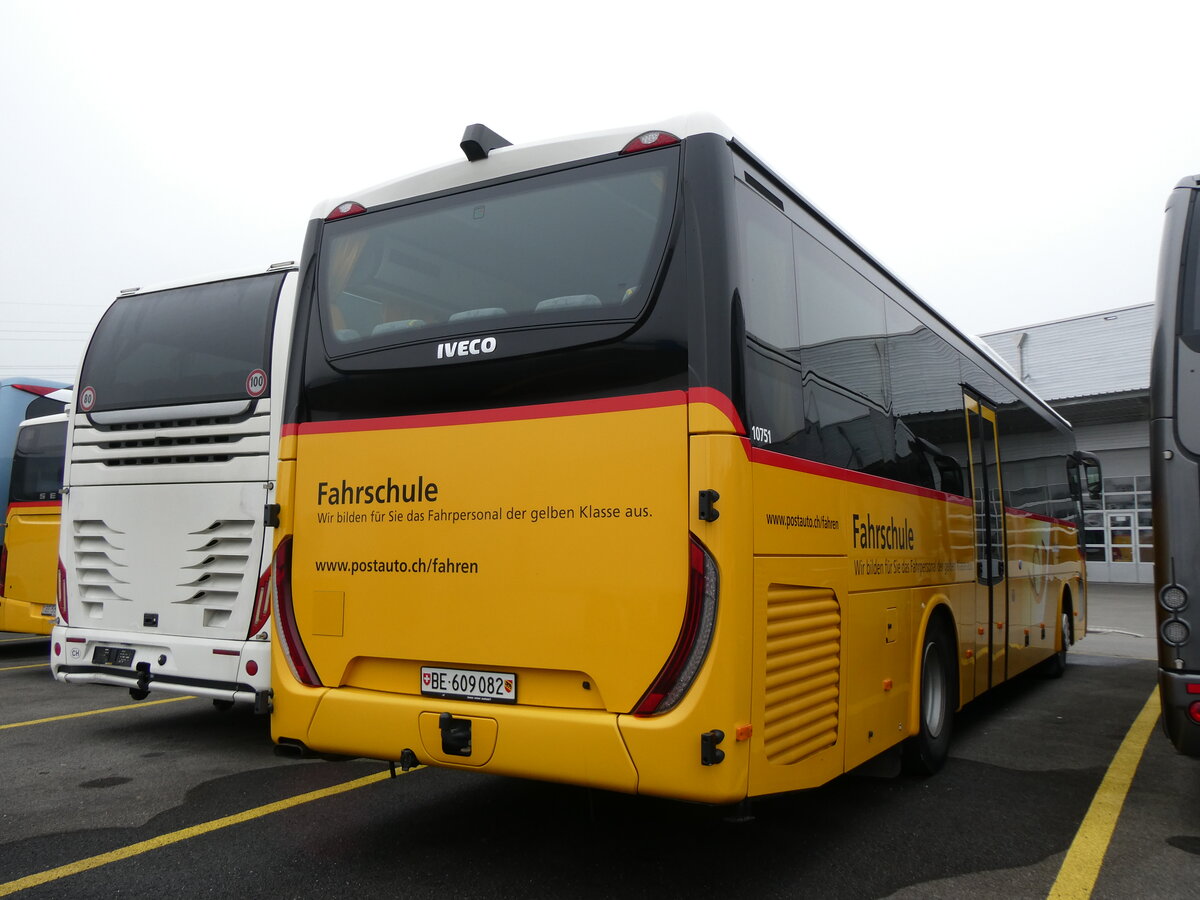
907 597 960 736
1060 582 1075 649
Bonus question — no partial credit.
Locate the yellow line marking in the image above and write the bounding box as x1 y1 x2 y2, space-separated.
0 638 47 643
1047 687 1160 900
0 696 195 730
0 663 46 672
0 769 396 896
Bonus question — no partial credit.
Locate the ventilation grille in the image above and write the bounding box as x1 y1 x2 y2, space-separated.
73 411 270 468
69 517 255 631
175 519 256 614
763 585 841 764
97 412 249 431
102 434 234 450
104 454 234 467
72 519 130 604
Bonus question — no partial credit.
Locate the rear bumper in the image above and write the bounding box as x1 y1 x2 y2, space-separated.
0 595 55 636
50 625 271 704
1158 669 1200 756
282 686 641 794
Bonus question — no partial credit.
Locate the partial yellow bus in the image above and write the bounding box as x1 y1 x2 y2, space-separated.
0 413 67 635
270 116 1099 803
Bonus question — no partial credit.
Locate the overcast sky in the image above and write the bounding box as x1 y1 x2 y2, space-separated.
2 0 1196 382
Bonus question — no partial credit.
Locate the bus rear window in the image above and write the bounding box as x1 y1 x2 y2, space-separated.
80 273 284 412
318 148 678 352
10 419 66 502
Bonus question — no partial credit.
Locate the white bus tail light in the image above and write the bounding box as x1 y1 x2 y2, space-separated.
1163 618 1190 647
272 537 321 686
326 201 366 221
56 558 69 624
247 565 273 640
633 536 719 716
1161 585 1188 611
620 131 680 155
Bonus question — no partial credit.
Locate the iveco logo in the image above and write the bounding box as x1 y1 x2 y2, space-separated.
436 336 497 360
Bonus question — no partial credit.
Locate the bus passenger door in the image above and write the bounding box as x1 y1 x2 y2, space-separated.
964 393 1008 692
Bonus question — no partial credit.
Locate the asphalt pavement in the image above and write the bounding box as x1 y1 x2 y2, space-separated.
1083 582 1157 660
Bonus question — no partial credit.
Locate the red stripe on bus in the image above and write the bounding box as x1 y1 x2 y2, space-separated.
1005 507 1079 530
289 391 687 435
282 388 1076 530
686 387 746 434
748 443 975 507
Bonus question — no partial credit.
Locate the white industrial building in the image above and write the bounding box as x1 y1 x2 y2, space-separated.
982 304 1153 584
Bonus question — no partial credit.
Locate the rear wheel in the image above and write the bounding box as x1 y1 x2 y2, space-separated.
903 620 955 775
1046 607 1072 678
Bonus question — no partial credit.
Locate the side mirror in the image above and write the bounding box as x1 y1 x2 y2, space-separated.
1068 451 1103 501
1085 460 1103 500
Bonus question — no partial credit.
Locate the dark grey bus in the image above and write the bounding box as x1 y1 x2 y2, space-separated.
1151 174 1200 755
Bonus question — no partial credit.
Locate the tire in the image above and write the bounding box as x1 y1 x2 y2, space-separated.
903 621 955 775
1046 608 1071 679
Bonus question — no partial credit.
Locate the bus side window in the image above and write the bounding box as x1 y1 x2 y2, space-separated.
736 179 803 449
885 299 969 493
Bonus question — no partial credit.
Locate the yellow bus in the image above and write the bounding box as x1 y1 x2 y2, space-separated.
0 413 67 635
270 116 1098 802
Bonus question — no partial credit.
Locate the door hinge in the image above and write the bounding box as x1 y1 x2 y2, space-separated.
265 504 281 528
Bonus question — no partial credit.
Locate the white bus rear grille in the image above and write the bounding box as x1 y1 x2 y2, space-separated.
71 520 131 617
101 435 235 450
177 519 256 629
102 414 247 431
69 518 256 630
73 412 271 467
104 454 236 466
763 586 841 765
99 434 255 466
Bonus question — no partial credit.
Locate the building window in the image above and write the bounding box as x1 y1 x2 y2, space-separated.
1083 476 1153 565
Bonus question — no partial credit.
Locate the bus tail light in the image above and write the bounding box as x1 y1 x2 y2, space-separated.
247 565 273 640
272 536 321 686
620 131 680 154
1190 701 1200 725
56 558 69 624
633 535 719 716
326 201 366 221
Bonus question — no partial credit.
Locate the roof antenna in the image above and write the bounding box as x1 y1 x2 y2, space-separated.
460 124 512 162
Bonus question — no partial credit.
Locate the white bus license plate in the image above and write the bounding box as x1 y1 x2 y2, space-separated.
421 666 516 703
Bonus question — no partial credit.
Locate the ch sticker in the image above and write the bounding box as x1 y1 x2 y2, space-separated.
246 369 267 398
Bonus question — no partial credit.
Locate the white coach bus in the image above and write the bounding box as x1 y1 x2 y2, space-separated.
51 263 297 710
